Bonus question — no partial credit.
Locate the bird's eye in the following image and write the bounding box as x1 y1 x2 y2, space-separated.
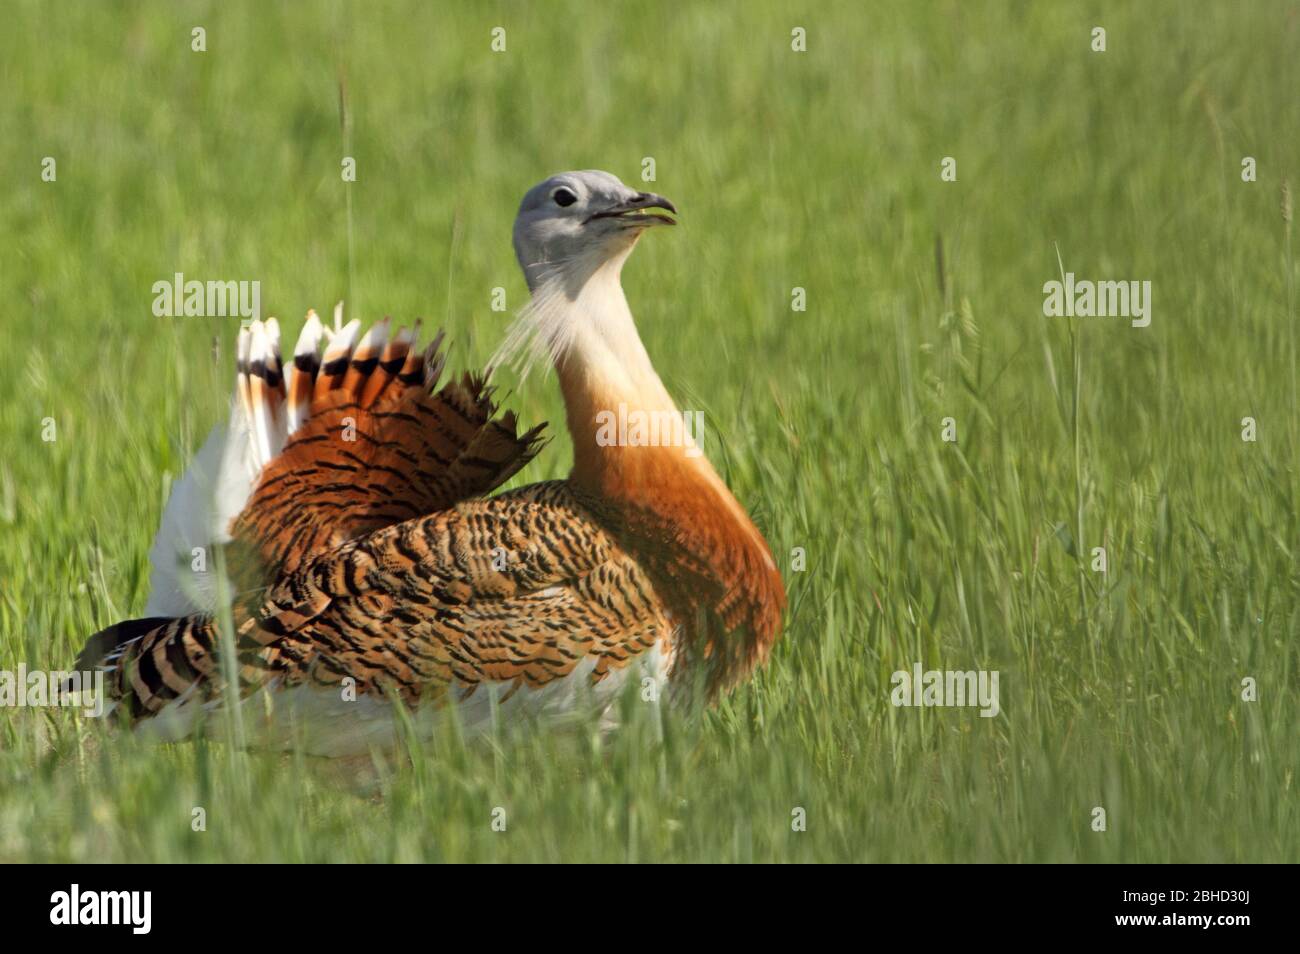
553 188 577 208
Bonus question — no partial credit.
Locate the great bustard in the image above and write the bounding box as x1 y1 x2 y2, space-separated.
75 171 785 755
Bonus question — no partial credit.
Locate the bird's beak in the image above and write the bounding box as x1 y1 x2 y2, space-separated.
586 192 678 227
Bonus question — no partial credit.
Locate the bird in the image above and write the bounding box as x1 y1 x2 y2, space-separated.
74 170 785 755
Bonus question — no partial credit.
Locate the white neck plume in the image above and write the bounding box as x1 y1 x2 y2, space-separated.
492 246 678 416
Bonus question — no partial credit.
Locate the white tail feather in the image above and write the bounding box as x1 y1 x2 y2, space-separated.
143 305 432 617
142 411 259 616
144 310 327 616
286 311 323 432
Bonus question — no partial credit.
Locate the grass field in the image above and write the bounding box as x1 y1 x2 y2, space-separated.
0 0 1296 862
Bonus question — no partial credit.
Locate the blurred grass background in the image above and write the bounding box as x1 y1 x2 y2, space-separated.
0 0 1296 861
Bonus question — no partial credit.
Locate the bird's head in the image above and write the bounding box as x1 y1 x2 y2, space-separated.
513 170 676 292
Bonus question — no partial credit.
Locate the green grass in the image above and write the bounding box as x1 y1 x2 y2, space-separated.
0 0 1296 862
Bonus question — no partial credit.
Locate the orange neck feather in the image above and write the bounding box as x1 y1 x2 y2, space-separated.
556 326 785 676
511 248 785 678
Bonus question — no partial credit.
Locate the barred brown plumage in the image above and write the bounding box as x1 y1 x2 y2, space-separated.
76 170 785 754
